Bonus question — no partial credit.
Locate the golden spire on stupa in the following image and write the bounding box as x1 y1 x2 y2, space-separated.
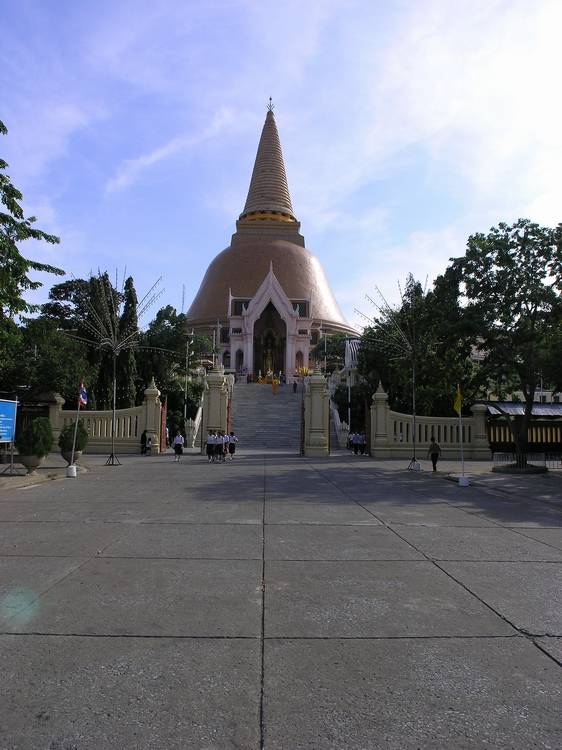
239 99 296 224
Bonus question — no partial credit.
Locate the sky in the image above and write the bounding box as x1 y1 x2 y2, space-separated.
1 0 561 330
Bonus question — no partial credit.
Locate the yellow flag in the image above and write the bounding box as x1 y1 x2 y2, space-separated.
454 384 462 416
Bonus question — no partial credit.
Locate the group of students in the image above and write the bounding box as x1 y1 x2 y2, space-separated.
206 430 239 462
348 431 367 455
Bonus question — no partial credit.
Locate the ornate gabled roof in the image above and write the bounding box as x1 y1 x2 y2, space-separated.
239 107 296 223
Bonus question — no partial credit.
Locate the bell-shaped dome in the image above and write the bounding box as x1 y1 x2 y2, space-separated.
187 237 351 332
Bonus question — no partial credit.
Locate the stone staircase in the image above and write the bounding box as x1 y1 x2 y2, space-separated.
231 382 302 450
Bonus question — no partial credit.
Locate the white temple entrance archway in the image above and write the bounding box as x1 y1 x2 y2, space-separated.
253 301 286 375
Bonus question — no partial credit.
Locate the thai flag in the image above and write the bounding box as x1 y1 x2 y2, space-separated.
78 382 88 406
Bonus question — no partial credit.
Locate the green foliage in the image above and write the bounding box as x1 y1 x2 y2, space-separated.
2 316 95 402
138 304 210 412
58 420 88 452
358 273 475 416
43 276 111 406
166 379 205 436
116 276 138 408
450 218 562 456
42 278 93 331
0 120 64 323
43 273 142 409
332 383 374 431
16 416 53 457
310 332 347 372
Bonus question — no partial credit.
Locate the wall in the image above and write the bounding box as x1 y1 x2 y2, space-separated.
48 379 162 455
370 384 490 460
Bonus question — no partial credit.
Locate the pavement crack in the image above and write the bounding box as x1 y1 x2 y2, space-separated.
259 453 266 750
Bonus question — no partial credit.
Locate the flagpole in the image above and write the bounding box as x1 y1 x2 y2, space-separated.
455 384 469 486
70 393 81 467
459 409 465 477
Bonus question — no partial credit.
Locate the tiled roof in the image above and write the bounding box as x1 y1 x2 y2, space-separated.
486 402 562 417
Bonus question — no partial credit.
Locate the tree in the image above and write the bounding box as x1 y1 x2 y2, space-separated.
0 120 64 380
357 273 475 416
450 218 562 466
137 305 211 422
310 332 347 373
2 316 95 403
116 277 138 408
0 120 63 321
42 278 92 330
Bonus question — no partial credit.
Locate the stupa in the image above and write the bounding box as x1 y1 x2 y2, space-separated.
186 102 356 377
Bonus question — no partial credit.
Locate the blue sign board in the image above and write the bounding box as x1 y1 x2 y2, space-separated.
0 400 17 443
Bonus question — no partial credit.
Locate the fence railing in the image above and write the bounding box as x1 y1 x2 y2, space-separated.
370 385 490 459
493 451 562 469
48 380 163 454
330 400 349 448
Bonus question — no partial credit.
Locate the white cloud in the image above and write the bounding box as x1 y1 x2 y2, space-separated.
335 224 467 325
3 0 560 322
279 0 562 234
105 106 238 192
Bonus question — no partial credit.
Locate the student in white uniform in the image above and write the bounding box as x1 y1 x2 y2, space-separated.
172 430 184 462
206 430 215 463
227 431 239 460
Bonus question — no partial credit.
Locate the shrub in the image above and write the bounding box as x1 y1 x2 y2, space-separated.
16 417 53 457
58 420 89 452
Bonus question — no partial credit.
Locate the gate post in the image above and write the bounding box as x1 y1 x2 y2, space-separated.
470 402 491 459
143 378 162 454
304 368 329 457
200 367 228 453
370 382 390 455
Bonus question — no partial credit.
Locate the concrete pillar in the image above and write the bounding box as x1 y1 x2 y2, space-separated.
371 382 390 454
46 393 65 442
304 368 329 457
470 402 491 459
286 335 295 378
143 378 162 454
243 332 253 373
200 367 228 453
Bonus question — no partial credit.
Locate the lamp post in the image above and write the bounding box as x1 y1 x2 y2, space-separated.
64 272 163 467
184 329 194 426
318 326 327 374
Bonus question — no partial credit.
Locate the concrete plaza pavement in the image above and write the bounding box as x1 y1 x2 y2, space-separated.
0 451 561 749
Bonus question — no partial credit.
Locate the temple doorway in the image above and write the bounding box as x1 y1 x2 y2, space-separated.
253 302 286 375
235 349 244 372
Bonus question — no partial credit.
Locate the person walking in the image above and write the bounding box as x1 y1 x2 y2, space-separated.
351 431 361 455
292 381 297 394
214 431 223 463
206 430 214 463
227 431 239 460
172 430 184 462
222 431 229 462
140 430 147 455
427 437 442 471
359 432 366 455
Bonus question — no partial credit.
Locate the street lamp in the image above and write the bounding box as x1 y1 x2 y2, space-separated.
318 326 327 374
184 329 194 427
